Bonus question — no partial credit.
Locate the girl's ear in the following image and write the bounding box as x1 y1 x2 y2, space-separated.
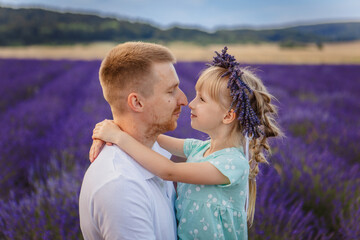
127 93 144 112
223 109 236 124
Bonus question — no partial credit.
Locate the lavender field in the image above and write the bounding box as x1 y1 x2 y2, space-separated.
0 58 359 239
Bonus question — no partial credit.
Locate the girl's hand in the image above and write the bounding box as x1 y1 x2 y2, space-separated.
89 139 109 163
92 119 122 143
89 119 120 162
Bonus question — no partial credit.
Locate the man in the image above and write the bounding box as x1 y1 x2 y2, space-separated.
79 42 188 239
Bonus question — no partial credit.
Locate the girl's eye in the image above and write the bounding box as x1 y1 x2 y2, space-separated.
200 97 205 102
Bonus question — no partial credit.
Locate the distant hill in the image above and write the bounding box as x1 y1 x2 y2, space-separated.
1 6 360 46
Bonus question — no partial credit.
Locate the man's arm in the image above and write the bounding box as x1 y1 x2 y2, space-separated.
92 177 156 240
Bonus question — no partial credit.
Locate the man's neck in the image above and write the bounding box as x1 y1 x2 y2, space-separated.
113 117 157 148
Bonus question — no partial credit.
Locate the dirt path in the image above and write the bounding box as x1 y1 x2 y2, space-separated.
1 41 359 64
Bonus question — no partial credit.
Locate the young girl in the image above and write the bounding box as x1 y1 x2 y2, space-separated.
92 47 282 239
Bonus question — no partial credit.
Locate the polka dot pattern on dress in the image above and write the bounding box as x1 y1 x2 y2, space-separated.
176 138 249 240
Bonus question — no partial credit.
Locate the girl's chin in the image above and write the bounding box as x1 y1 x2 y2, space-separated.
190 121 199 130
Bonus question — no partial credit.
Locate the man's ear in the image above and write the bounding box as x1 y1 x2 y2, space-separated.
223 109 236 124
127 93 144 112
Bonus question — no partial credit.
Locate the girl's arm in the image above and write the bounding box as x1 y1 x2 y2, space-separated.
157 134 186 158
89 123 185 162
93 120 229 185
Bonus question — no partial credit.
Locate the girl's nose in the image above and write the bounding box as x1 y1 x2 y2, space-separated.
188 98 195 109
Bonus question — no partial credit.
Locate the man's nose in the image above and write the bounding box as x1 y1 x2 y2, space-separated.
178 88 188 106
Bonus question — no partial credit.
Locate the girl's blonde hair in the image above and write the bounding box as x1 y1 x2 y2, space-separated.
196 66 283 226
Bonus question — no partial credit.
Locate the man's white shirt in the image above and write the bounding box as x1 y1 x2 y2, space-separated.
79 142 177 240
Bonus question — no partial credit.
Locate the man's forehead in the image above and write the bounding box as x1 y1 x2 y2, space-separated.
152 62 175 74
152 62 179 86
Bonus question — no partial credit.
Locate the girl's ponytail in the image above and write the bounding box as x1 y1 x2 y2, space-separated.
245 73 284 226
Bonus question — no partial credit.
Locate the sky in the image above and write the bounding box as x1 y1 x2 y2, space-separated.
1 0 360 30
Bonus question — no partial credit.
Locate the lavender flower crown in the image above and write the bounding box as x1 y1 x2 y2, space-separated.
209 46 262 139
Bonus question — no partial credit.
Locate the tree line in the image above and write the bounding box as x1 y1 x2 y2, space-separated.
1 7 360 46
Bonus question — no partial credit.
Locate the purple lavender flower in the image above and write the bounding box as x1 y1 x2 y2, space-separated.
0 59 359 239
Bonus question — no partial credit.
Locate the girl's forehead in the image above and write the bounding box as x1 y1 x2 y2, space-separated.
195 84 211 95
195 78 211 90
196 78 227 93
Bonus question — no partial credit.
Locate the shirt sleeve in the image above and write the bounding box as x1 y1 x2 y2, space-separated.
92 177 156 240
208 154 249 187
183 138 203 158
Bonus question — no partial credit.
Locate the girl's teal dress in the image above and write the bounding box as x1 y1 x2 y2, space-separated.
176 139 249 240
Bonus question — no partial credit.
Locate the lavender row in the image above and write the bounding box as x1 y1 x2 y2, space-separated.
0 59 359 239
0 59 76 113
0 60 100 199
257 64 360 163
0 60 111 239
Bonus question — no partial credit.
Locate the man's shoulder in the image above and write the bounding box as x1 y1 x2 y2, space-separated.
80 146 153 210
81 143 173 197
89 145 146 180
82 146 147 192
92 172 151 203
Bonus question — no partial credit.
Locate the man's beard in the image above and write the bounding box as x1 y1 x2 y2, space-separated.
145 110 179 138
146 117 177 138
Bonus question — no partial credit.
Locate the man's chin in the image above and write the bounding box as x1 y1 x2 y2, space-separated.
150 120 178 135
168 121 177 131
161 121 177 133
